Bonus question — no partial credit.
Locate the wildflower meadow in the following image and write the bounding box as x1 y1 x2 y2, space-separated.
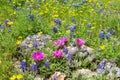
0 0 120 80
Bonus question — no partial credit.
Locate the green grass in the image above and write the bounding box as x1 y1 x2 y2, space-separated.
0 0 120 79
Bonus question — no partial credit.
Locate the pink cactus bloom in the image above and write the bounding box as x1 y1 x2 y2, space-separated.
53 50 63 57
53 38 68 46
32 51 44 61
76 38 85 46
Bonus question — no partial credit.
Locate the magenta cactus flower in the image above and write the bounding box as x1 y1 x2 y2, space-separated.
53 50 63 57
53 37 68 46
32 51 44 61
76 38 85 46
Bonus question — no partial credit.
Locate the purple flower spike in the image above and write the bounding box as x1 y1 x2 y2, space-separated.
30 62 38 72
20 60 27 72
44 61 50 67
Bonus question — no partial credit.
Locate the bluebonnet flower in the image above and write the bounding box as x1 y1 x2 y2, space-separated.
44 61 50 67
63 47 68 54
99 30 104 39
80 2 84 5
20 60 27 72
72 4 79 8
53 27 58 33
12 5 17 10
87 23 92 28
67 54 72 60
5 19 9 26
0 24 2 28
73 25 76 29
29 14 34 21
97 59 107 70
72 18 76 22
30 62 38 71
54 19 61 25
70 27 74 32
8 29 12 33
110 29 115 35
33 43 38 47
71 33 75 38
106 33 110 40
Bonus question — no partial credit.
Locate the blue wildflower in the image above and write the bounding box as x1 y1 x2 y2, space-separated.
0 24 2 28
63 47 68 54
72 18 76 22
106 33 110 40
64 25 68 29
71 33 75 38
73 25 76 29
67 54 72 60
53 73 58 80
70 27 74 32
87 23 92 28
5 19 9 26
8 29 12 33
33 43 37 47
110 29 115 35
97 59 107 70
44 61 50 67
12 5 17 10
20 60 27 72
30 62 38 71
54 19 61 25
53 27 58 33
99 30 104 39
29 14 34 21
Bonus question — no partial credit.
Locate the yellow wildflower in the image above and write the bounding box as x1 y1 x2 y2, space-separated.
16 74 23 80
118 27 120 31
38 31 43 35
49 40 52 43
100 45 105 50
0 60 1 64
66 30 70 34
39 12 44 15
16 40 21 45
52 14 59 18
29 43 33 47
58 32 61 35
7 21 14 25
10 75 16 80
91 27 95 29
18 36 22 39
13 11 16 15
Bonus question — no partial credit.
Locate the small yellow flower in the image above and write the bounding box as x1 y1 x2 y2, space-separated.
29 43 33 47
52 14 59 18
118 27 120 31
91 27 95 29
100 45 105 50
0 60 1 64
66 30 70 34
39 12 44 15
13 11 16 15
58 32 61 35
10 75 16 80
18 36 22 39
16 40 21 45
49 40 52 43
7 21 14 25
37 31 43 35
16 74 23 80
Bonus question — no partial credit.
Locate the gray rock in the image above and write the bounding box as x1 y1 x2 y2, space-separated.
67 46 79 55
19 34 51 51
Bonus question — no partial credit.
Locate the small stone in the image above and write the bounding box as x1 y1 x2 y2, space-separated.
67 46 79 55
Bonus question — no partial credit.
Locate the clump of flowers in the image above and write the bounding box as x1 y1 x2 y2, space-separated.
10 74 23 80
76 38 85 46
53 37 68 46
32 51 44 61
53 50 63 57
